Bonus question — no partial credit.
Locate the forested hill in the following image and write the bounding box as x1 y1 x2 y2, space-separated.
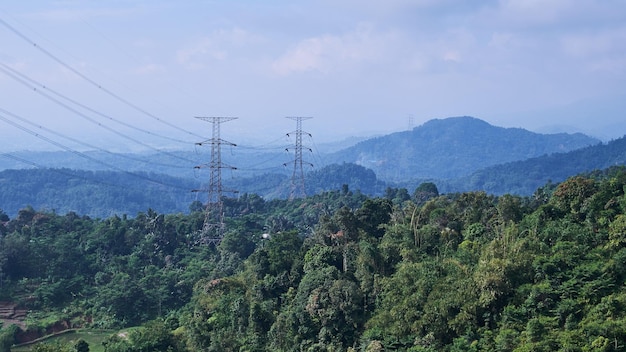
3 168 626 350
2 132 626 216
0 163 384 218
446 135 626 195
0 117 615 217
0 169 198 218
0 117 599 185
326 116 599 181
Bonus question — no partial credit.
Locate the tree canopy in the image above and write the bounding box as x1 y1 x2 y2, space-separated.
2 168 626 351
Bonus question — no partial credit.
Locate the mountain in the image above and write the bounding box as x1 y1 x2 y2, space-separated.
3 135 626 217
444 136 626 195
0 116 612 217
0 117 599 184
325 116 599 181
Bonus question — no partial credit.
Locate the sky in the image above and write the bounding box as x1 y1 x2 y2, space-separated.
1 0 625 153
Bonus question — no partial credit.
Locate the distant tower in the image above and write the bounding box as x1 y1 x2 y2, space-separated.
284 116 313 200
193 116 237 244
408 114 415 131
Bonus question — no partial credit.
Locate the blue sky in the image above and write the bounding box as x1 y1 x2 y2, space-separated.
1 0 625 152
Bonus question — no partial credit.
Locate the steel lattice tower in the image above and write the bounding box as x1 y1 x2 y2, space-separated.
194 116 237 244
285 116 312 200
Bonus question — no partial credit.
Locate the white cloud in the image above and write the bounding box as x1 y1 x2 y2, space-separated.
2 0 626 145
557 25 626 76
271 24 393 75
133 63 165 75
176 27 262 70
270 20 484 77
177 38 227 69
442 50 461 63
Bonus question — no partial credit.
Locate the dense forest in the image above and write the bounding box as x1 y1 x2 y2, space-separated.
0 168 199 218
2 167 626 351
448 135 626 195
0 164 381 218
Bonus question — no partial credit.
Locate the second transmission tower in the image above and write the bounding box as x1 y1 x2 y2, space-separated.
285 116 313 200
194 116 237 244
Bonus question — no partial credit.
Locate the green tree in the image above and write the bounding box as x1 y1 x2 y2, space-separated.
31 341 73 352
262 230 302 275
356 198 392 239
74 339 90 352
551 176 597 222
414 182 439 205
127 319 183 352
0 324 19 352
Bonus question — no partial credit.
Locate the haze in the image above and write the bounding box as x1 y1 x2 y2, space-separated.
1 0 625 153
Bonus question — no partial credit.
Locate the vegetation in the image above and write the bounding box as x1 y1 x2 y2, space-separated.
0 164 374 218
2 117 615 219
326 116 599 181
0 168 198 218
2 167 626 350
449 135 626 195
1 117 599 185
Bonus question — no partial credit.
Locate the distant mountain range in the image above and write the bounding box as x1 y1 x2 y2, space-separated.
444 136 626 195
1 116 624 217
325 116 599 181
0 116 600 181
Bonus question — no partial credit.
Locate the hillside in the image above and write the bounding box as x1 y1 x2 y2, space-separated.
326 116 599 181
0 116 614 217
446 136 626 195
0 163 385 217
0 117 599 184
3 169 626 351
4 135 626 217
0 169 198 218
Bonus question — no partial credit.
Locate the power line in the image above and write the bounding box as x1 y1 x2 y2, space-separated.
0 107 189 170
0 64 197 165
75 13 227 124
0 153 197 217
237 135 291 150
0 152 124 189
0 111 189 191
0 15 205 140
240 153 290 172
307 134 326 171
0 62 193 145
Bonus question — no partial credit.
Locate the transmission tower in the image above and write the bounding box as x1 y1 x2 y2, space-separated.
193 116 237 244
284 116 313 200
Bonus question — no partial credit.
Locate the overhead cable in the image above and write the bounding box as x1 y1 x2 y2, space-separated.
0 16 205 140
0 111 189 191
0 107 189 170
0 152 123 188
0 62 193 145
0 64 197 164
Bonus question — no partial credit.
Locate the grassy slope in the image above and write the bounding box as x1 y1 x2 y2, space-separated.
11 329 134 352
